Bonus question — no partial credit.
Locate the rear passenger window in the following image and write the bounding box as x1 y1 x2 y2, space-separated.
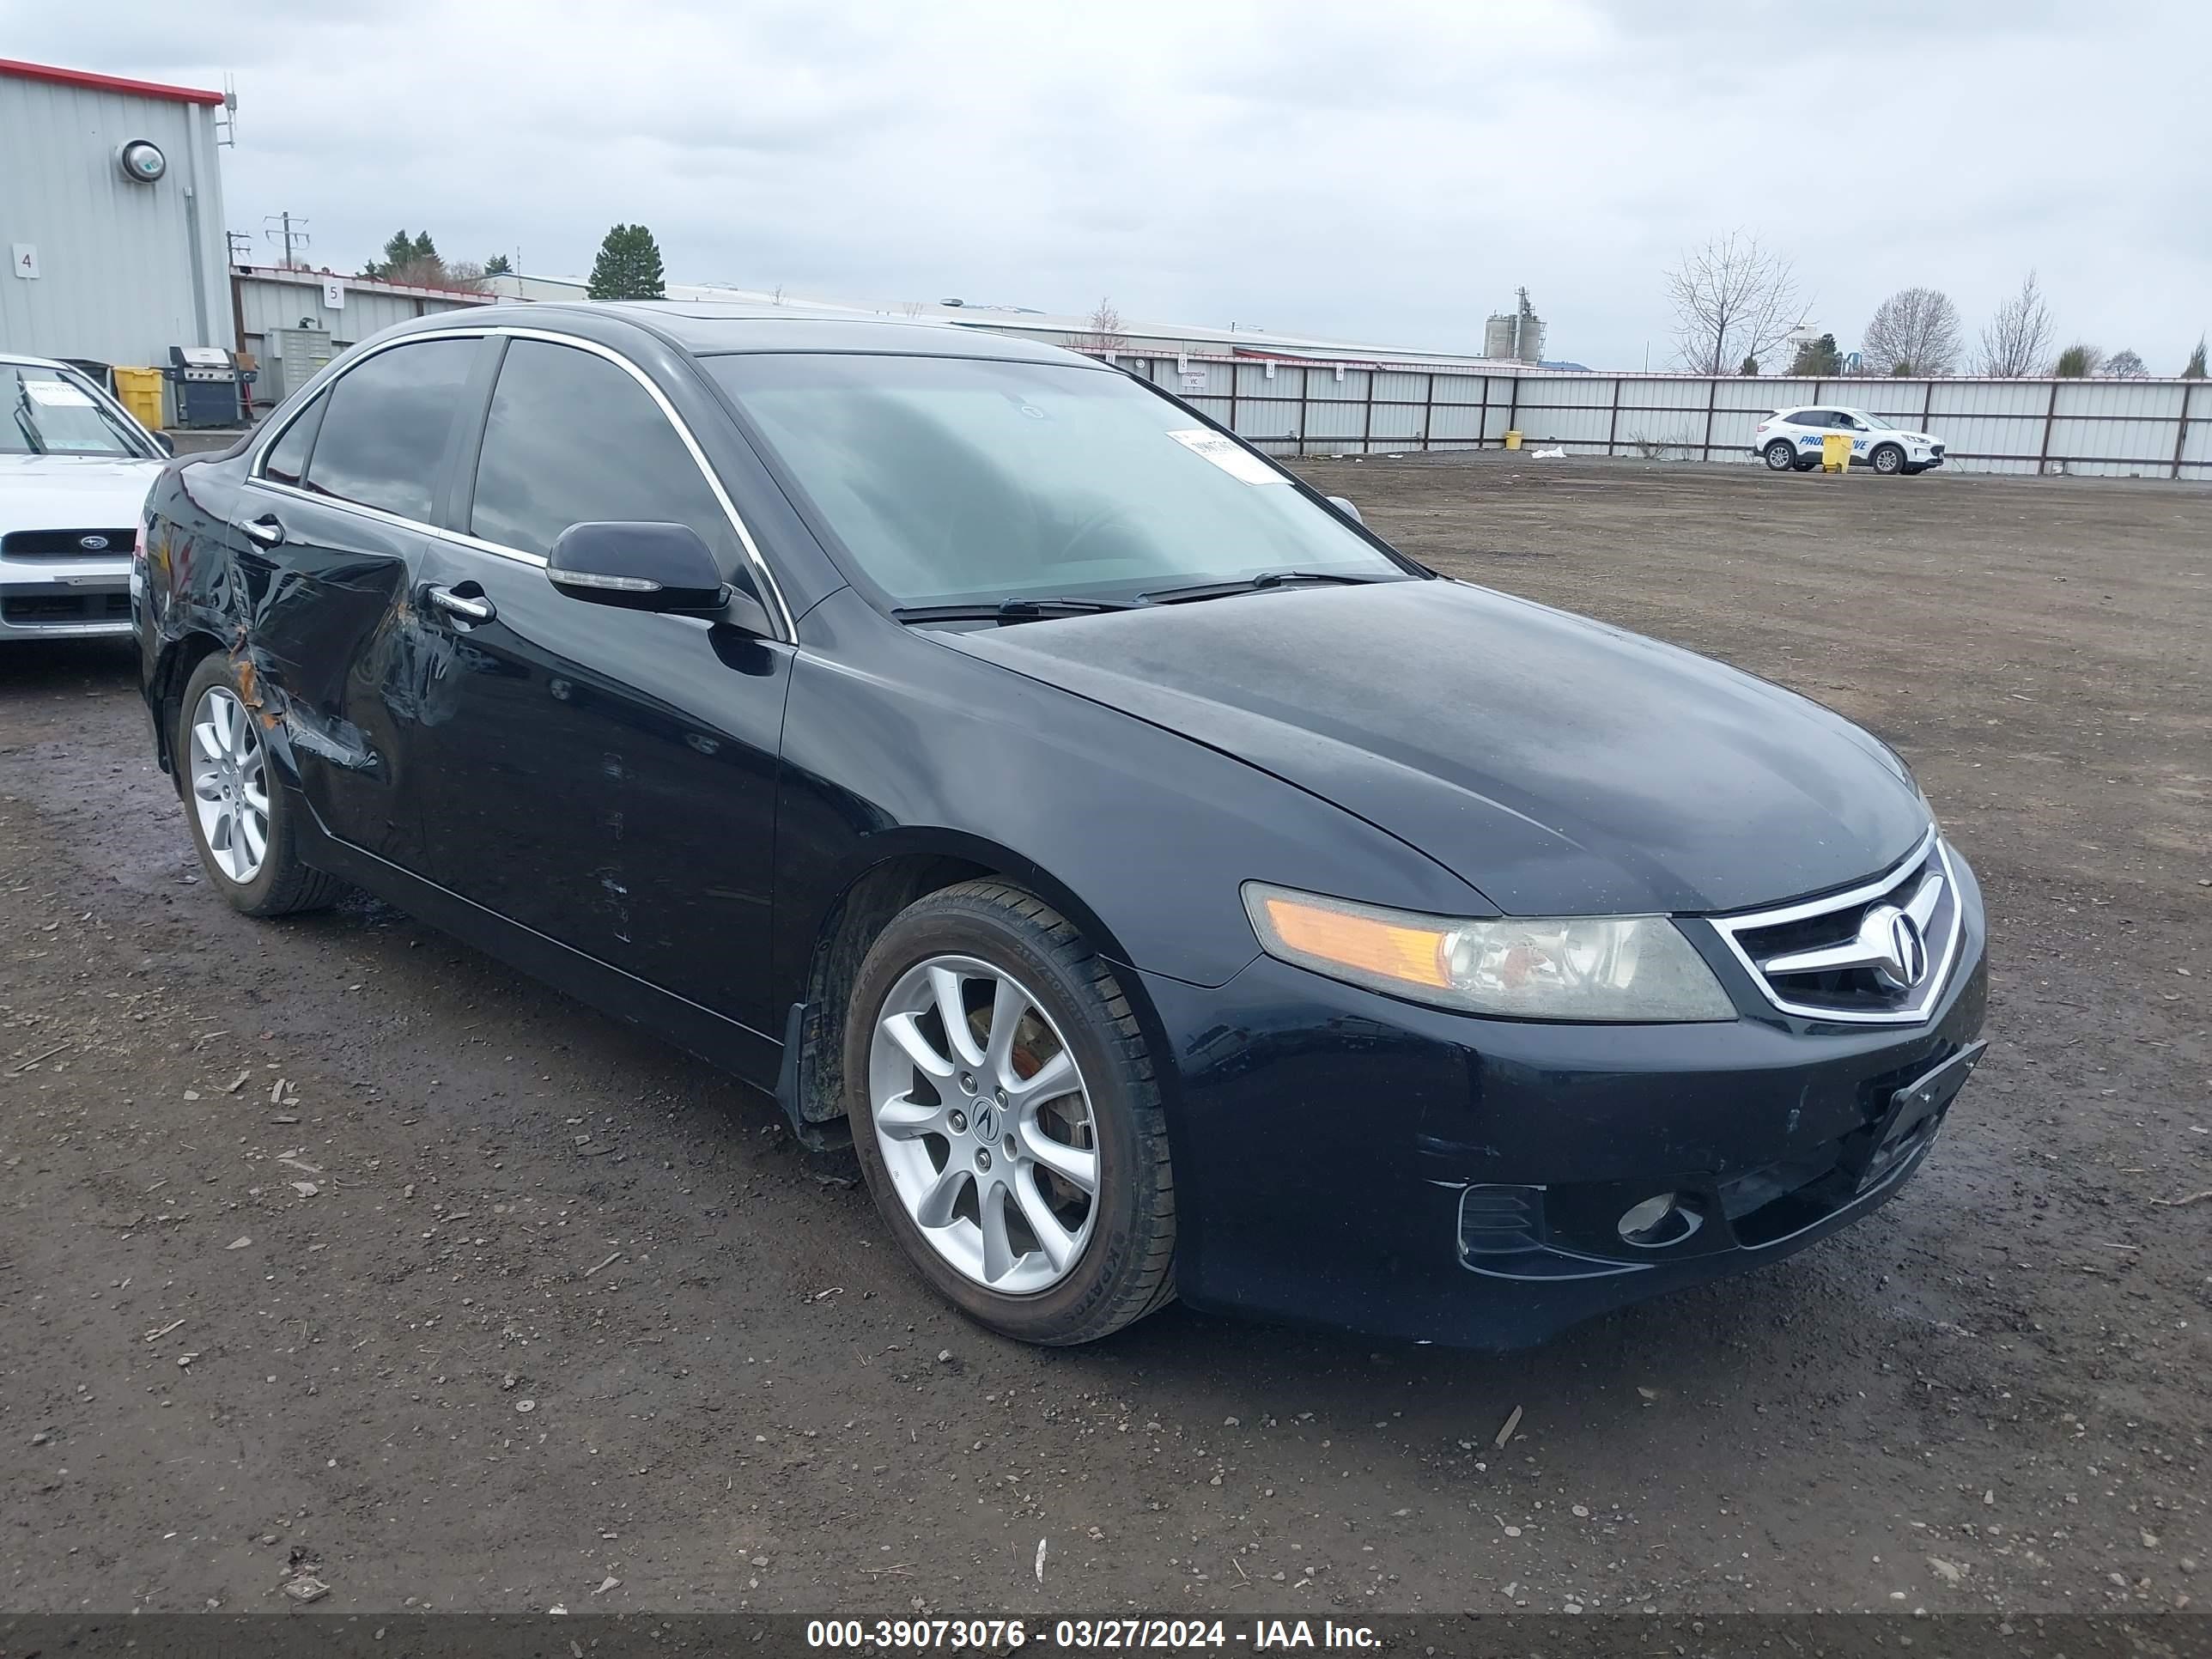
1791 410 1829 428
469 339 738 567
301 337 478 521
261 399 321 486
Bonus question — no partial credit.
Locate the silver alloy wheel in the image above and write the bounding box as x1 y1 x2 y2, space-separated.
1873 445 1903 474
188 685 270 884
1765 441 1795 471
867 953 1098 1294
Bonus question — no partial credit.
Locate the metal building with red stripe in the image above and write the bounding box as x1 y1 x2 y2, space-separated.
0 58 235 371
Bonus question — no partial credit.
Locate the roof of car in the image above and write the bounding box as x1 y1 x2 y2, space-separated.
0 353 70 371
396 301 1101 366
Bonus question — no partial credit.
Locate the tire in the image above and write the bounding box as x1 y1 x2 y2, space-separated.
1870 443 1905 476
844 879 1176 1345
176 653 346 917
1762 441 1796 471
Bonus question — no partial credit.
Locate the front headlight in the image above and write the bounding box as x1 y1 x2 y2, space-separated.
1242 883 1736 1022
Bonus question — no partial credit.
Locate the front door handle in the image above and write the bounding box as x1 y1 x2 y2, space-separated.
424 584 495 625
240 513 285 548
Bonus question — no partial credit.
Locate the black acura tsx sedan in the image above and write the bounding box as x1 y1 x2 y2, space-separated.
135 304 1988 1349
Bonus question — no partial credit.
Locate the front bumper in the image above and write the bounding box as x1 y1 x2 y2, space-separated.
1141 849 1990 1349
0 554 133 638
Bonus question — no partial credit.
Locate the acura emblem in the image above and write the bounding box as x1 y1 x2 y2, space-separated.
1861 903 1928 991
79 534 110 551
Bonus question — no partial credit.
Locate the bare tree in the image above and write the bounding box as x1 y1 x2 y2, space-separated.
2101 347 2148 378
1082 297 1128 353
1977 270 2054 377
1663 232 1804 375
1861 287 1963 376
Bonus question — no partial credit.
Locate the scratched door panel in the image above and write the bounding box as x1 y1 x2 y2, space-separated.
234 485 432 866
401 540 792 1035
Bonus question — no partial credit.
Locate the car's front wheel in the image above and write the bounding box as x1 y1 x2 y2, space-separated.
177 653 344 917
1870 442 1906 475
845 880 1176 1345
1762 440 1797 471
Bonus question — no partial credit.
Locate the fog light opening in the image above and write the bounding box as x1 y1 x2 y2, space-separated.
1617 1192 1703 1249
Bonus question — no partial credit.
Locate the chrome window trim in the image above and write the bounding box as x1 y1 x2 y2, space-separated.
244 323 795 641
1706 828 1962 1026
245 476 551 568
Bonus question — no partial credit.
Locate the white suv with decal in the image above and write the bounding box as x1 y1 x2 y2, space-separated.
1754 406 1945 476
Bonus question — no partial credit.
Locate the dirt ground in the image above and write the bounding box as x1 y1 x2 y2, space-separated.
1 457 2205 1620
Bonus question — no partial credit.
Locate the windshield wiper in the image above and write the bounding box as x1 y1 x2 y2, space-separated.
1138 569 1386 605
892 596 1139 625
13 389 46 456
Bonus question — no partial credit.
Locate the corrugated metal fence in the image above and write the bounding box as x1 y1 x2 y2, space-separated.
1088 352 2211 480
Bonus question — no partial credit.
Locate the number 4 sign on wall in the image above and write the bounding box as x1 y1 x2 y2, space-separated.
12 244 39 280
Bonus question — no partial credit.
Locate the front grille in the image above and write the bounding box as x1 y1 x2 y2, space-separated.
1929 444 1946 459
1 528 137 558
1710 832 1962 1024
2 589 132 625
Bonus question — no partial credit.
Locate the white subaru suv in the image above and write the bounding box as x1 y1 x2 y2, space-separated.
2 355 172 641
1754 406 1945 476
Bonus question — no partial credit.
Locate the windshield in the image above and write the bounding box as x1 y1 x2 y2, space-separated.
1854 410 1898 430
706 353 1409 607
1 365 153 458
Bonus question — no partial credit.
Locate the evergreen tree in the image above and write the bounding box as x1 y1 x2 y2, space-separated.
483 253 513 276
586 224 667 301
1788 332 1841 376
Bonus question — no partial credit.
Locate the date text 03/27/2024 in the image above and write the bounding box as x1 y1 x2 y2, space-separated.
804 1618 1381 1650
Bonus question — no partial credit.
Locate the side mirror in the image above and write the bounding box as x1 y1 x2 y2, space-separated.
152 431 175 457
1326 494 1363 525
546 521 757 624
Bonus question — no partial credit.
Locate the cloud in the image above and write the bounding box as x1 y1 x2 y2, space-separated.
9 0 2208 368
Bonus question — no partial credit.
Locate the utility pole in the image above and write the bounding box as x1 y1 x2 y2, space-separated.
226 230 251 263
263 211 309 269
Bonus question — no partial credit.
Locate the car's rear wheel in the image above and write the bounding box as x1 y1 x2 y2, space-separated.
1870 442 1905 475
845 880 1176 1345
1762 440 1796 471
177 653 344 917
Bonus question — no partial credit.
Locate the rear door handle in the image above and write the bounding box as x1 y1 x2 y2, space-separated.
240 513 285 548
424 584 495 624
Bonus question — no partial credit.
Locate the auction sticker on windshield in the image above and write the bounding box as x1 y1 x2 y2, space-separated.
24 380 96 408
1166 428 1287 484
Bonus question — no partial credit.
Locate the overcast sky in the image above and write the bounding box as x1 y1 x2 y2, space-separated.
11 0 2209 371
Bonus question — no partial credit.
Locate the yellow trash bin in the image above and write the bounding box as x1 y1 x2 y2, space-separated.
1820 431 1851 472
112 367 165 433
1504 429 1523 451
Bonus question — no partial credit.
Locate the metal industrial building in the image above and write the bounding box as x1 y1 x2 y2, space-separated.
228 264 493 404
0 58 236 370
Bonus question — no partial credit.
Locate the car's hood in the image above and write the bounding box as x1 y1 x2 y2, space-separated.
940 579 1930 916
0 454 166 532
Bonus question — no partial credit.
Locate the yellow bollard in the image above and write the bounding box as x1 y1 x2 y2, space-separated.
1821 432 1851 473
